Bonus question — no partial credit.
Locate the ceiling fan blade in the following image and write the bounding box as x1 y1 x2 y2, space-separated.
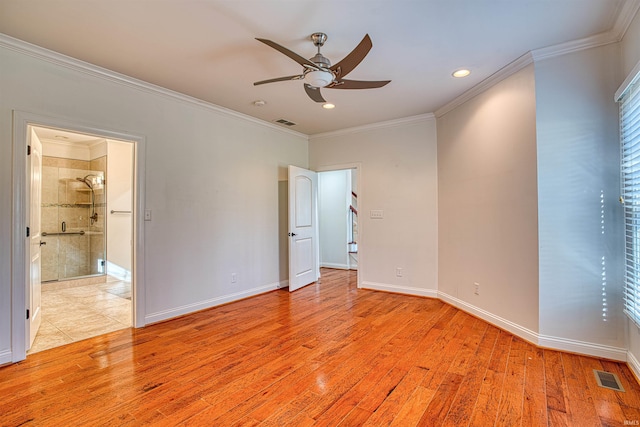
330 34 372 79
304 84 326 103
329 79 391 90
256 38 319 70
254 75 304 86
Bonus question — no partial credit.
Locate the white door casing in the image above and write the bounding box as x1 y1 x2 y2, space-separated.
288 165 319 292
28 127 43 349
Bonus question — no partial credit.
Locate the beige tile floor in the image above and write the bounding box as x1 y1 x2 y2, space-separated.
27 276 132 354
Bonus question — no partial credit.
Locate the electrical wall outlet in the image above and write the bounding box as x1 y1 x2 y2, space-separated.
144 209 152 221
231 273 237 283
396 267 403 277
370 210 384 219
474 282 480 295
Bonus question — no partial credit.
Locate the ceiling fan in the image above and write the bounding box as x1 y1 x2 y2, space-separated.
254 32 391 103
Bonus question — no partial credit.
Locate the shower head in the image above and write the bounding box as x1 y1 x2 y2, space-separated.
76 174 103 189
76 177 92 189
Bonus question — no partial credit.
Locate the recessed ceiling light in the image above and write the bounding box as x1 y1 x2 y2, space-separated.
323 103 335 109
54 135 69 140
452 69 471 78
253 100 266 107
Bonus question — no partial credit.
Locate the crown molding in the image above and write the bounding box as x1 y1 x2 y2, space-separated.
0 33 307 140
435 0 640 119
613 0 640 41
309 113 435 140
435 52 534 118
530 31 617 62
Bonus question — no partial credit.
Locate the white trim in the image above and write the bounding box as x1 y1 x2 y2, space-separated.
616 59 640 101
628 350 640 381
310 114 435 140
538 334 627 361
106 261 131 282
11 112 29 362
435 53 534 118
11 111 146 362
438 291 539 344
320 263 350 270
361 281 438 298
613 0 640 41
530 32 617 62
0 350 12 366
438 290 626 361
145 282 280 324
435 0 640 119
277 280 289 289
0 34 306 140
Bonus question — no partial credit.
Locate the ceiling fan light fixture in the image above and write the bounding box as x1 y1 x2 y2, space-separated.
452 69 471 78
305 70 333 88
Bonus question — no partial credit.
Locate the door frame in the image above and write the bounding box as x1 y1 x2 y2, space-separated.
11 110 147 362
315 162 362 289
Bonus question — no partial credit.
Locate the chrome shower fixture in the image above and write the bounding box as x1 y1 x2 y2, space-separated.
75 174 103 225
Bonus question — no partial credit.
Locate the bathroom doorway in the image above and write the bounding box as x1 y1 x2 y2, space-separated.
27 125 135 354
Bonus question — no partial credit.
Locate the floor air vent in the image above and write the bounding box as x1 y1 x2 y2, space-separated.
593 370 625 392
275 118 296 127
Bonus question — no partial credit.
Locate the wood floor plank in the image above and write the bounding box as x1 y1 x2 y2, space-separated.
494 338 527 427
562 352 603 426
468 331 513 427
441 325 500 427
522 344 548 427
1 268 639 426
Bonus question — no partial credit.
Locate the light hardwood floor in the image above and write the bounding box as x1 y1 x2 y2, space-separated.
2 268 640 426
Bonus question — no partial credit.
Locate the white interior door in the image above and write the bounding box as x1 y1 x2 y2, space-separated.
288 165 319 292
28 127 43 349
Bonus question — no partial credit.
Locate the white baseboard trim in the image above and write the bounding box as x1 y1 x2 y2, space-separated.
320 263 350 270
361 281 438 298
0 350 12 365
357 285 628 361
538 334 627 361
106 261 131 282
438 291 539 345
628 351 640 381
276 279 289 289
438 291 626 361
145 282 279 324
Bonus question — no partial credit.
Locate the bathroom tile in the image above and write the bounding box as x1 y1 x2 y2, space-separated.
42 166 59 205
27 320 74 354
29 281 131 354
56 314 125 342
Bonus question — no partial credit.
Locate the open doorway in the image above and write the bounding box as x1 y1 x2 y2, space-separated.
318 168 359 273
27 125 134 354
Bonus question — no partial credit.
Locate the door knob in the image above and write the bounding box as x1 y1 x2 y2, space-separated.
39 241 46 246
289 232 297 236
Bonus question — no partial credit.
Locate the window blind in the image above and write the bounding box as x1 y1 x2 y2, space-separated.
621 77 640 327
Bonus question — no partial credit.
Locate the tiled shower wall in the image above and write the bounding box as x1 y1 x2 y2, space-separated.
41 156 106 282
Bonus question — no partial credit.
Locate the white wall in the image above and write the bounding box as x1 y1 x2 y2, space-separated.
621 9 640 82
0 39 307 362
437 64 540 336
106 140 134 280
309 116 438 295
535 44 625 353
318 170 350 269
620 10 640 375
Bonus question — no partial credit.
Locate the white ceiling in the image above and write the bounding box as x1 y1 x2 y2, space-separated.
0 0 636 135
